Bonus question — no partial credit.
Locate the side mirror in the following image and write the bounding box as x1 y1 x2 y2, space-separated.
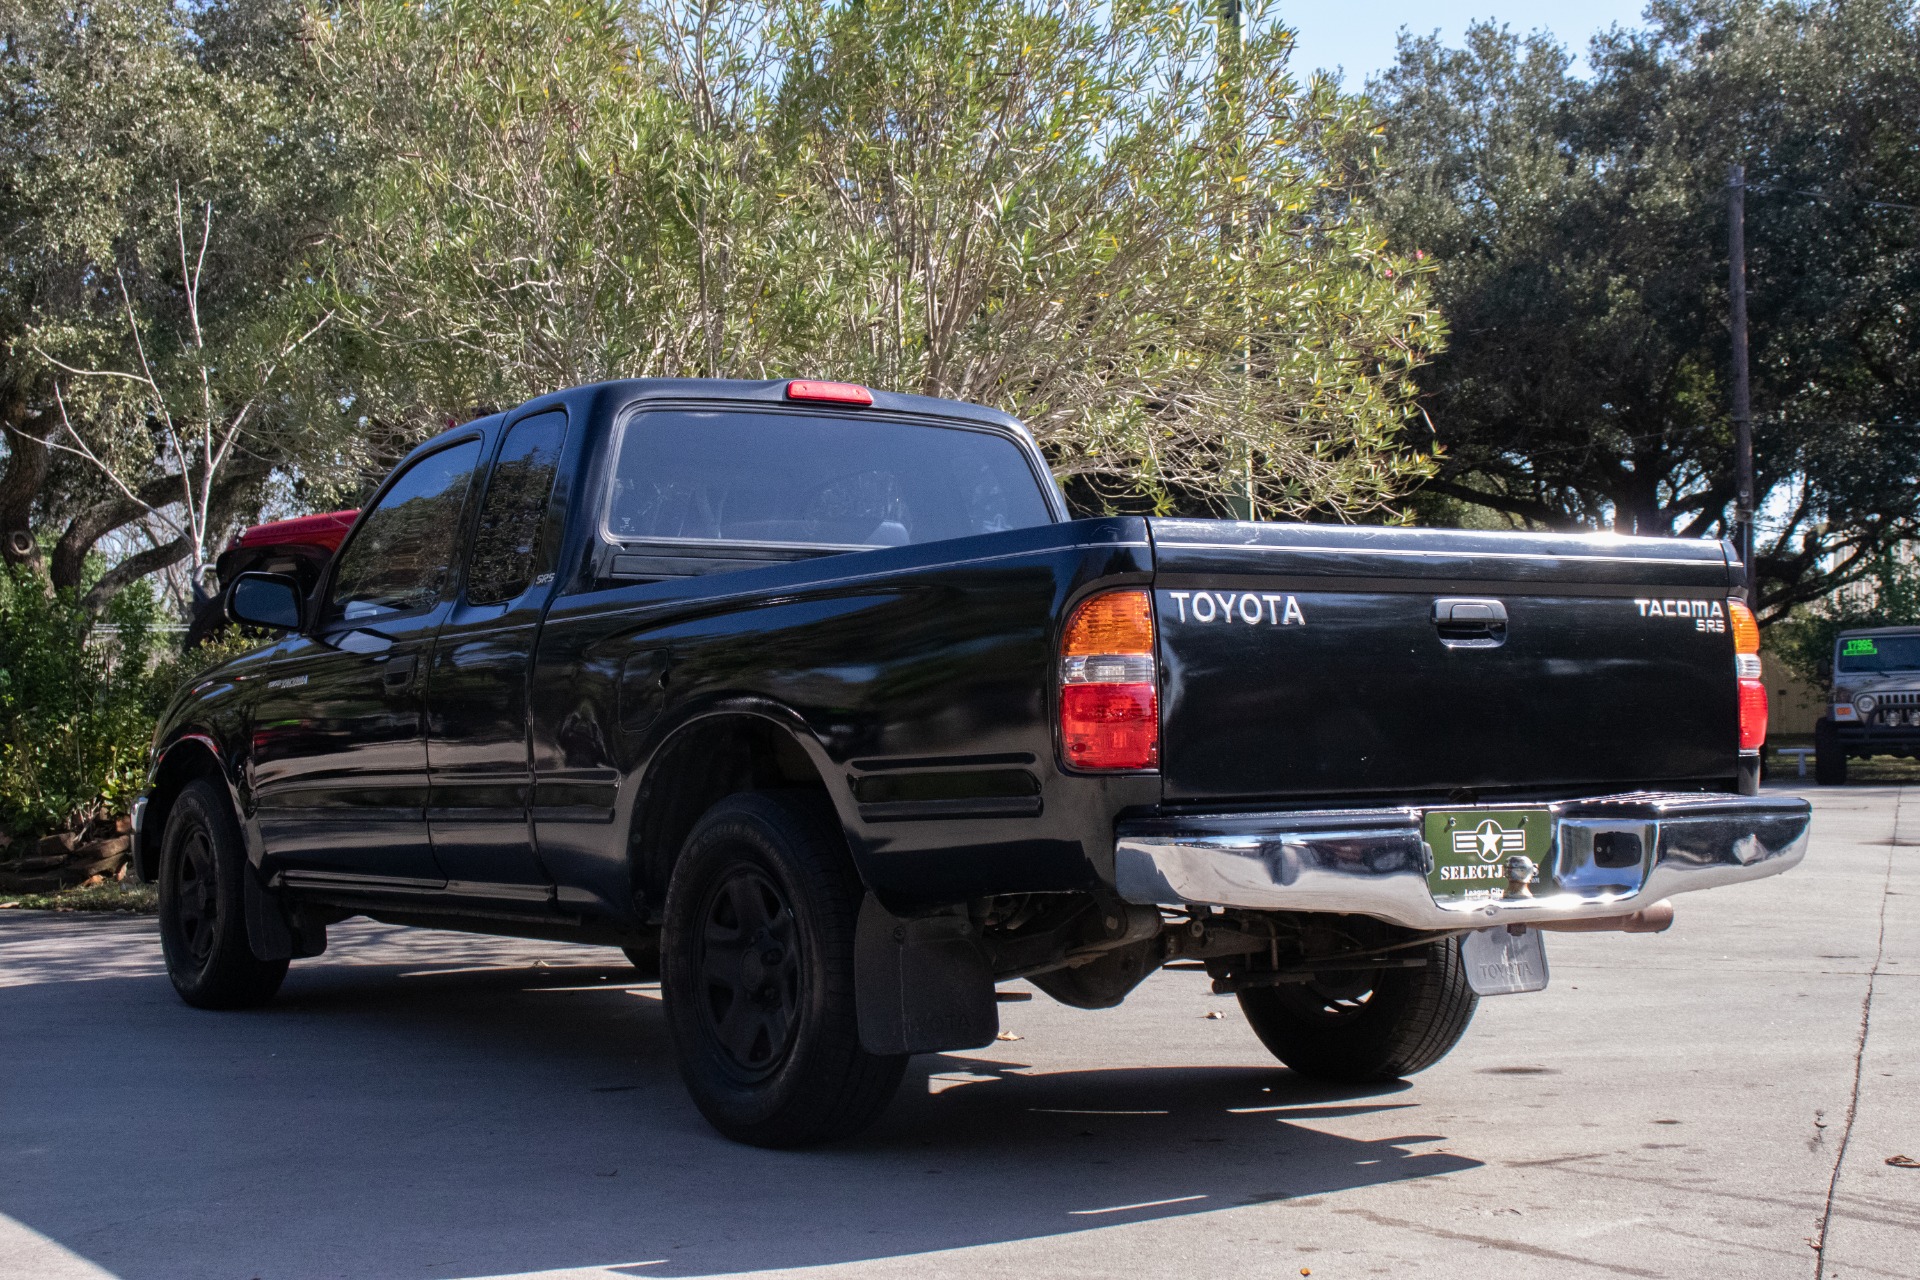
228 572 304 632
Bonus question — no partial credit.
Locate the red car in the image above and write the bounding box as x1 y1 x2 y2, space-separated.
186 509 359 646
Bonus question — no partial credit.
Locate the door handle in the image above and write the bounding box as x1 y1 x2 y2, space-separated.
1432 598 1508 648
381 655 418 690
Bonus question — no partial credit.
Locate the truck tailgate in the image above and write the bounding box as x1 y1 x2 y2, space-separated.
1149 520 1743 803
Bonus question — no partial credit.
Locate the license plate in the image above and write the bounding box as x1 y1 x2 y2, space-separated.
1422 807 1552 903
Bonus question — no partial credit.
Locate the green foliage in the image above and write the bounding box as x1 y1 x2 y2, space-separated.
320 0 1443 519
0 0 1444 603
0 563 259 836
1769 554 1920 684
0 882 157 912
0 569 176 834
1 0 366 605
1372 1 1920 615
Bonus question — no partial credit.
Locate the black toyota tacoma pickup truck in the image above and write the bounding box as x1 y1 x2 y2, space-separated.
136 378 1811 1147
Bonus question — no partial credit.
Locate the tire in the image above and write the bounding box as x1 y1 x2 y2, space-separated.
622 943 660 981
1237 937 1477 1083
661 791 906 1147
157 778 289 1009
1814 719 1848 786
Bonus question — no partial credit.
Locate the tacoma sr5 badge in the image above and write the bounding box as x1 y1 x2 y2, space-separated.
1635 597 1727 632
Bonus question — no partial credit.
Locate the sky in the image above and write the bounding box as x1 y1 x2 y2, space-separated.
1282 1 1654 87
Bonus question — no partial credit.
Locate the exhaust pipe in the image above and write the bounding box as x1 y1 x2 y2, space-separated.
1534 899 1675 934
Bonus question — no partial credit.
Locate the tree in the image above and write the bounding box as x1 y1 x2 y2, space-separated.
1371 1 1920 618
319 0 1444 519
760 0 1444 517
32 190 339 610
1769 552 1920 682
0 0 356 611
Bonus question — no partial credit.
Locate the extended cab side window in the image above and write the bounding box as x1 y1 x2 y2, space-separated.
466 411 567 605
330 438 484 621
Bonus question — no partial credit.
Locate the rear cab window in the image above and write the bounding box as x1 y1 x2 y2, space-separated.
600 407 1054 579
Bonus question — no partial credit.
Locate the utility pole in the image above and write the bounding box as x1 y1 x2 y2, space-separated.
1218 0 1255 521
1728 162 1755 595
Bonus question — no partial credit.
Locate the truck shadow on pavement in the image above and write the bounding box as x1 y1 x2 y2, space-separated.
0 923 1481 1279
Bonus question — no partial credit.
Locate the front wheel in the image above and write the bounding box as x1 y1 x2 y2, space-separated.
157 779 288 1009
661 792 906 1147
1237 937 1477 1082
1814 719 1848 786
621 942 660 981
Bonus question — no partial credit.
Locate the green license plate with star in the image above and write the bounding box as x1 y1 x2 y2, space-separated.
1422 808 1553 903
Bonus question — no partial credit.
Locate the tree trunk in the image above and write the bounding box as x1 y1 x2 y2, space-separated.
71 462 266 618
49 475 193 592
78 535 192 616
0 392 49 579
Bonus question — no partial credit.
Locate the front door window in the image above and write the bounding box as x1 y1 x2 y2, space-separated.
332 440 483 621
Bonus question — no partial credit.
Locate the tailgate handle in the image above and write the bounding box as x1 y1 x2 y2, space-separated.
1433 598 1507 648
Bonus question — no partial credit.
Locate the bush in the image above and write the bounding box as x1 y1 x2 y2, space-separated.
0 568 197 837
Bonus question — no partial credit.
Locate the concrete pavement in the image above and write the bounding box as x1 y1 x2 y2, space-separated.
0 782 1912 1279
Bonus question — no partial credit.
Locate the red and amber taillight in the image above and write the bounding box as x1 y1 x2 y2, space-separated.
1059 590 1158 771
1731 599 1767 753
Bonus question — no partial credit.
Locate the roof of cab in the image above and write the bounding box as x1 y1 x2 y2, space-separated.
409 378 1029 462
601 377 1027 432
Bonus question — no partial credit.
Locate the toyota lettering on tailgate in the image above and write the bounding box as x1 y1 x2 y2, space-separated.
1164 590 1306 626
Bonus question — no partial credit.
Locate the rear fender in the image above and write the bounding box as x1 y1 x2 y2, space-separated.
625 699 855 910
631 704 1001 1054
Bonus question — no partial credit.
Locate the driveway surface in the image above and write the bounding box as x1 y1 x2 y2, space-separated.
1 782 1912 1279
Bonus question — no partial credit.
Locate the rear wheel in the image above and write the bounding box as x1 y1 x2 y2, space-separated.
621 943 660 981
1814 719 1848 786
1237 938 1476 1082
661 792 906 1147
157 779 288 1009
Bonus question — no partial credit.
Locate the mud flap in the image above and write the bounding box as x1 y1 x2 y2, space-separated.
244 865 327 961
854 895 998 1055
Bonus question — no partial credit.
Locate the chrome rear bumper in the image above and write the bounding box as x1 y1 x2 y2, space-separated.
1114 791 1810 931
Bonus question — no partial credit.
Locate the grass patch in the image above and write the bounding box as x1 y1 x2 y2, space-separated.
0 882 156 913
1764 737 1920 785
1844 756 1920 783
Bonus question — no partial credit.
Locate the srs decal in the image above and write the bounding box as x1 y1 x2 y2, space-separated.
1165 591 1306 626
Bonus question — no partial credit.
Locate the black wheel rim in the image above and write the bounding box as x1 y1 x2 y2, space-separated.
695 863 803 1081
170 829 218 964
